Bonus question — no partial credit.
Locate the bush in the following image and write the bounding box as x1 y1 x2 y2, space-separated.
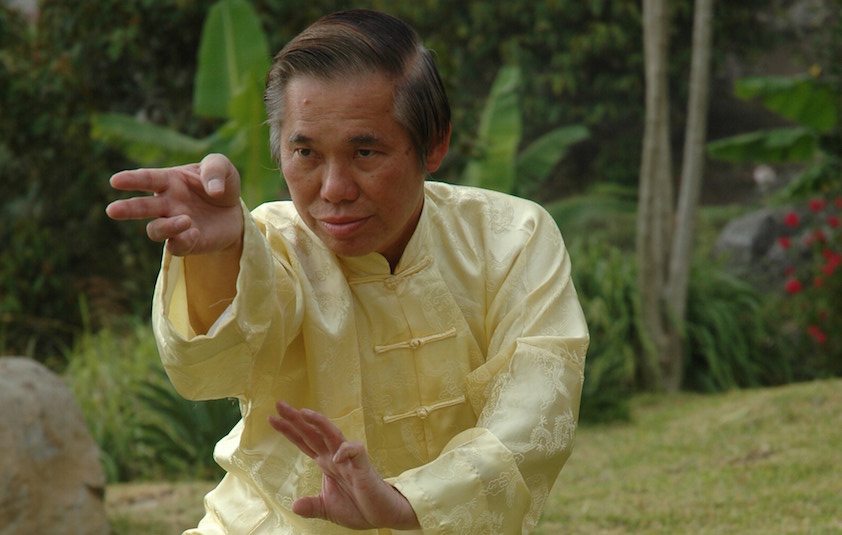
773 195 842 377
63 320 162 482
0 1 214 359
569 241 640 423
63 321 239 482
683 262 795 392
569 232 800 424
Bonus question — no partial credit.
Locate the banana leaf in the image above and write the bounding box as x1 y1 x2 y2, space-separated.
461 65 522 193
735 75 838 133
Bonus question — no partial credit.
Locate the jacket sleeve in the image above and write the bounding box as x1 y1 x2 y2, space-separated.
391 202 589 534
151 201 302 402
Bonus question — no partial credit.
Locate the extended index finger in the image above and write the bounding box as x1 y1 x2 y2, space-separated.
109 167 184 194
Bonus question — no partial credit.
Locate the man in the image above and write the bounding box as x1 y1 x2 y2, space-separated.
106 9 588 534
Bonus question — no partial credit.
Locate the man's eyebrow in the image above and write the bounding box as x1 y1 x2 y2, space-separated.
287 133 312 145
348 134 382 146
286 132 384 146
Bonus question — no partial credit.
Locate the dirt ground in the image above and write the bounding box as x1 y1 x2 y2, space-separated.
106 481 216 534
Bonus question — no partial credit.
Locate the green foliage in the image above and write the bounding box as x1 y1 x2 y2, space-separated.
707 73 841 199
545 183 638 247
253 0 775 188
563 196 800 422
707 127 819 163
92 0 278 207
135 370 241 480
1 0 785 357
1 0 214 358
64 322 240 482
683 263 794 392
775 197 842 377
460 64 589 195
461 65 521 193
63 320 162 482
195 0 270 118
734 75 838 133
569 241 640 423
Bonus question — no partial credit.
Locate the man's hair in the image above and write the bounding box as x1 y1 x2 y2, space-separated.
264 9 451 168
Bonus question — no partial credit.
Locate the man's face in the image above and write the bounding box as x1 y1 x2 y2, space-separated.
279 73 444 267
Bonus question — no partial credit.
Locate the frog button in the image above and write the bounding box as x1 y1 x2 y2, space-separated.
416 406 430 419
384 277 398 291
408 338 422 350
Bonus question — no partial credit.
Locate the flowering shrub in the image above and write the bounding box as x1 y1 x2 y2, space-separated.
778 196 842 372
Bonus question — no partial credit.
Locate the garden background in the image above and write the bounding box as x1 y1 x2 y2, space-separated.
1 0 840 532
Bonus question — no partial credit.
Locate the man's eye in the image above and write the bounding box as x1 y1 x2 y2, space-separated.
357 149 373 158
296 148 312 157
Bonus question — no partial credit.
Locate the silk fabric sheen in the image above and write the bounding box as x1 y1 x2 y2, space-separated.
153 182 589 534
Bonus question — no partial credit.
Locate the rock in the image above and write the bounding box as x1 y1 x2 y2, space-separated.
713 205 824 290
714 208 779 267
0 357 108 535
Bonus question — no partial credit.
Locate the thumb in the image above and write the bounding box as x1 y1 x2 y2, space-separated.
292 495 326 519
199 153 240 202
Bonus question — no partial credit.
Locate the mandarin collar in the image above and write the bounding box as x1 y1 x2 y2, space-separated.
338 188 433 278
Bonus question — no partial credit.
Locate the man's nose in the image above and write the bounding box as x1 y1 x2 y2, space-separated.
320 160 360 204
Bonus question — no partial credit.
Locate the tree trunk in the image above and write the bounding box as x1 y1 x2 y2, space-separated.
662 0 715 392
637 0 716 393
636 0 673 391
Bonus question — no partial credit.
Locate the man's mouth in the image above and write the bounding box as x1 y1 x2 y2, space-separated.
316 216 370 238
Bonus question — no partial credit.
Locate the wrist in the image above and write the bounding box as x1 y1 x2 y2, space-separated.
391 485 421 530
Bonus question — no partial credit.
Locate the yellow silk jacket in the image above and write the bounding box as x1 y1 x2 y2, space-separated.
152 182 589 534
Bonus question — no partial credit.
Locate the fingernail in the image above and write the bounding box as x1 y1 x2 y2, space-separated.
208 178 223 194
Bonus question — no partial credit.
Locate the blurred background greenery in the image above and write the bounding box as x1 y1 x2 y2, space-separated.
1 0 839 484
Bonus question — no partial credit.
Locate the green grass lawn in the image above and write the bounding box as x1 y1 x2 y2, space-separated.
538 378 842 534
107 379 842 534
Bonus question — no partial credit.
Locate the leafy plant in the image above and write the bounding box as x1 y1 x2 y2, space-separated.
63 320 162 482
545 183 638 248
774 196 842 377
568 241 641 423
63 320 241 482
460 64 589 195
707 72 841 198
92 0 278 207
683 261 794 392
1 0 210 358
567 228 798 422
135 369 241 480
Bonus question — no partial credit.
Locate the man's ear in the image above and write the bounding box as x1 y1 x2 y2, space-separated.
425 124 451 173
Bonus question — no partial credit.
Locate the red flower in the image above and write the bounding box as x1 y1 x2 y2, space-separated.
829 214 840 228
785 278 803 294
778 236 791 249
822 249 842 269
809 198 827 212
814 276 824 288
835 197 842 208
822 251 842 274
807 325 828 344
783 212 800 228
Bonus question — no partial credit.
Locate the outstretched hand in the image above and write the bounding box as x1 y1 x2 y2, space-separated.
105 153 243 257
269 402 420 531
